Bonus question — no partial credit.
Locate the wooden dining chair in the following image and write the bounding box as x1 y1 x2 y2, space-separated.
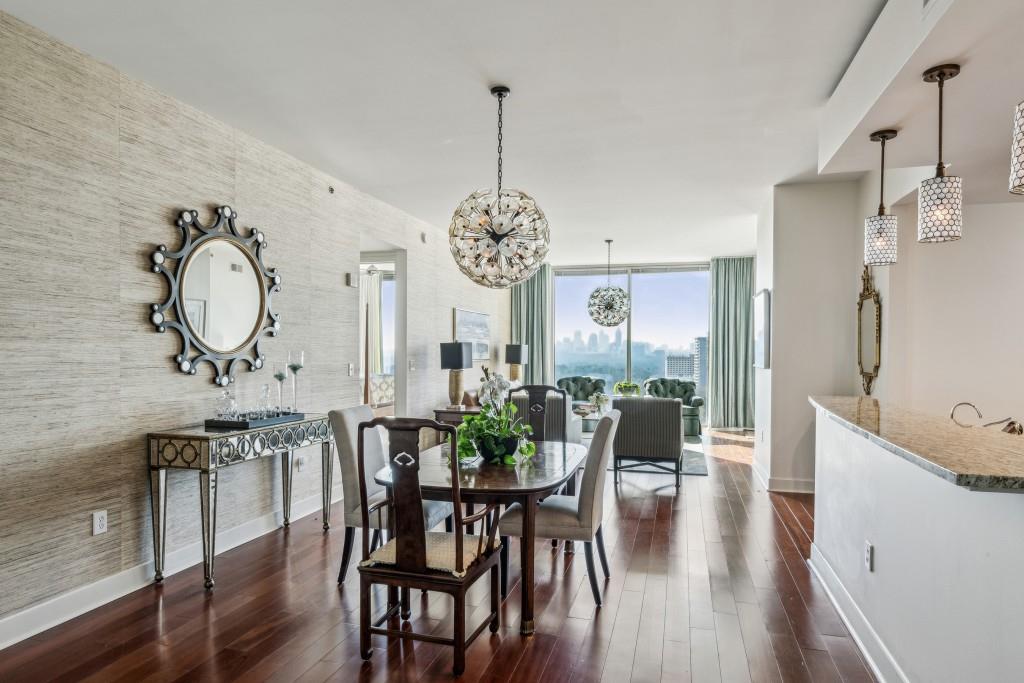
328 406 452 584
498 410 620 606
356 417 501 676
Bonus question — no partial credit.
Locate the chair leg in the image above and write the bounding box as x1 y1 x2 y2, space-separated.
489 564 500 633
614 459 619 485
370 529 381 552
551 539 558 549
400 587 411 620
676 458 681 489
583 542 602 607
595 526 610 579
445 514 453 532
337 526 355 585
453 591 466 676
359 576 372 660
499 536 509 598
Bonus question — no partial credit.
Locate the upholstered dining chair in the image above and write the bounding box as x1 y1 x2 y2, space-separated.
498 410 620 606
328 405 452 584
355 417 501 676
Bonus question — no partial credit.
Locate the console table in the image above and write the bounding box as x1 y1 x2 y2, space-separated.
148 414 334 589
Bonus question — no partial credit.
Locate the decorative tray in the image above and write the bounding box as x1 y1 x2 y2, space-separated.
204 412 306 431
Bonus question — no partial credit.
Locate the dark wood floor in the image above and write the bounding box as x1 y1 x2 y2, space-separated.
0 431 873 682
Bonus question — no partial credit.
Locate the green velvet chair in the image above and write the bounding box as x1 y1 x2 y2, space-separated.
642 378 704 436
556 376 606 406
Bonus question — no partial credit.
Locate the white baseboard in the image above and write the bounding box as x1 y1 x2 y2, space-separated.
766 475 815 493
808 544 907 683
0 488 342 651
751 458 770 490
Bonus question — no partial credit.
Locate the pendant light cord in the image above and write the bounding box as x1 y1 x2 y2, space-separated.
496 93 504 194
937 77 945 176
605 239 612 285
878 137 886 215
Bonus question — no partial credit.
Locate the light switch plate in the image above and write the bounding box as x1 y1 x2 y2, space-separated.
348 363 354 377
864 541 874 572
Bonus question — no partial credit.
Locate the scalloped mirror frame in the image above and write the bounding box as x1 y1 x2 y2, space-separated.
149 205 281 386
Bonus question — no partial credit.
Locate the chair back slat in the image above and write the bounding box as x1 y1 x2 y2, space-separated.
508 385 568 444
356 417 462 574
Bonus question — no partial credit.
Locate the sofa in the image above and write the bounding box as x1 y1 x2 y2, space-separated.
643 378 704 436
611 396 685 487
556 376 606 406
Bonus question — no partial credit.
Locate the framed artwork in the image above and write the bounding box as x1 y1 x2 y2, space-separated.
453 308 490 361
753 289 770 369
183 298 208 339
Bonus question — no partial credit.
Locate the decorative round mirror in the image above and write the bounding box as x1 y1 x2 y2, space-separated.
150 206 281 385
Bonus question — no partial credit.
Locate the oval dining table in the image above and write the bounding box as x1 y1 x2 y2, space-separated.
374 440 588 635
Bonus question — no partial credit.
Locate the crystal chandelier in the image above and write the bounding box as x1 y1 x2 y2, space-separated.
588 240 630 327
918 64 962 243
449 86 549 289
864 129 898 266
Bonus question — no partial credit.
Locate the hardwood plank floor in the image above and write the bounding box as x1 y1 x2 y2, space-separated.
0 431 875 682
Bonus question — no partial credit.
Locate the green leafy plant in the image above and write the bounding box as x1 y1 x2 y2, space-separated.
456 401 536 465
613 381 640 396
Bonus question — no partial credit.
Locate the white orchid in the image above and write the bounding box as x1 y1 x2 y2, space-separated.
478 368 511 408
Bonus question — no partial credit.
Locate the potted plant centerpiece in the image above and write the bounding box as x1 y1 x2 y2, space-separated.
589 391 610 414
456 369 537 465
613 380 641 397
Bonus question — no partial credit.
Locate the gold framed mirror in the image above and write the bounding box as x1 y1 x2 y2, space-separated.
857 266 881 395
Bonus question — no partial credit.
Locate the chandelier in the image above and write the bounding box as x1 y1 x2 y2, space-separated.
588 240 630 327
864 129 898 266
918 64 962 243
449 86 549 289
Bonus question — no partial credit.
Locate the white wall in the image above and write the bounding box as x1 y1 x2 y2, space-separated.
876 200 1024 419
756 181 861 492
753 197 773 486
812 411 1024 682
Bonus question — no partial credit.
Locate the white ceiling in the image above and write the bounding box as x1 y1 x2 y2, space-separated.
1 0 887 265
821 0 1024 205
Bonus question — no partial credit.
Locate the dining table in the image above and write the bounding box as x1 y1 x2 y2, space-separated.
374 439 588 635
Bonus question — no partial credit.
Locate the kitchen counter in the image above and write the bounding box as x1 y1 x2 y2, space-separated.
809 395 1024 491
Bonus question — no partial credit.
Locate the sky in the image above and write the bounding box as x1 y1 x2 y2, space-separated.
554 271 709 349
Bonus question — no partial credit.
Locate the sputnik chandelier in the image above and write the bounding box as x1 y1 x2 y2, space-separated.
588 239 630 327
448 86 549 289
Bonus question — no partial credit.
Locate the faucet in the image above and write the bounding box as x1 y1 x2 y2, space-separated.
950 402 1023 434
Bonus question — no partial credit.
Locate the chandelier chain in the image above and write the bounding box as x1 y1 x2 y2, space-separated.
496 93 504 194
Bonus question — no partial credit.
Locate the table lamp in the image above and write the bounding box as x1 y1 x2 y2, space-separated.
505 344 528 382
440 342 473 407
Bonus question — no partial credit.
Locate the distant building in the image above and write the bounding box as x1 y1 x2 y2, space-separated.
665 353 695 379
587 332 598 352
691 336 708 391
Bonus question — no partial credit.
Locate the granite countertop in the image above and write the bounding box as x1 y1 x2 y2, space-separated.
809 396 1024 491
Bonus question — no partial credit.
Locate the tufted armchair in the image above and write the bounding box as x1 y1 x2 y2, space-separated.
643 378 704 436
557 376 607 405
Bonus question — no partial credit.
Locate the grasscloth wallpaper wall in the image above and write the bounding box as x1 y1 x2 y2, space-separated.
0 12 509 619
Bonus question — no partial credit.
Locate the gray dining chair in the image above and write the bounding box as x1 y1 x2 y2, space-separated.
497 409 620 605
329 405 453 584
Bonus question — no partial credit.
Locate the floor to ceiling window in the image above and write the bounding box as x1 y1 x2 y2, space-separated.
554 265 709 396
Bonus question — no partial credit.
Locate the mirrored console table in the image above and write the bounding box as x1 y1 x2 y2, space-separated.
148 414 334 589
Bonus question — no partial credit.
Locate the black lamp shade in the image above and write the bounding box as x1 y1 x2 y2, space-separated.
505 344 528 365
440 342 473 370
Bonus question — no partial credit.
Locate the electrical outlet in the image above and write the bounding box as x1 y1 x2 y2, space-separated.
92 510 108 535
864 541 874 572
348 363 354 377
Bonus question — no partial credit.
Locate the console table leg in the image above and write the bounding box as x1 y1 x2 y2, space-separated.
321 441 333 531
149 467 167 582
281 450 294 527
199 470 218 589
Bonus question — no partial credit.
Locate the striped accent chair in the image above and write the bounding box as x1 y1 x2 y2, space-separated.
611 396 685 488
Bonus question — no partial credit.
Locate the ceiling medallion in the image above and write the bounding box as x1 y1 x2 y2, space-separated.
449 86 549 289
587 239 630 327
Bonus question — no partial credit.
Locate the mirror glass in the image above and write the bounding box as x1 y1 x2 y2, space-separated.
859 298 878 369
181 238 264 353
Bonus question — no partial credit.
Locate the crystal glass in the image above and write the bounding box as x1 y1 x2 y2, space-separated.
258 384 272 419
864 214 898 266
215 388 236 419
288 350 305 411
273 363 289 414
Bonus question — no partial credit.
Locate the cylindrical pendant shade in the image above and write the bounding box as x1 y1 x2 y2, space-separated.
917 175 962 242
1010 101 1024 194
864 214 898 265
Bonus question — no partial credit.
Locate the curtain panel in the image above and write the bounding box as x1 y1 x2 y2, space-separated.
359 270 384 375
510 263 553 385
707 257 754 428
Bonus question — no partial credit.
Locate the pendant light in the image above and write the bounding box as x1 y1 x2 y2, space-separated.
1009 99 1024 194
864 129 898 266
917 64 962 243
448 86 549 289
587 240 630 327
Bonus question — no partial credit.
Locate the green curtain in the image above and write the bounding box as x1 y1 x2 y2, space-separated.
510 263 553 385
707 257 754 428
